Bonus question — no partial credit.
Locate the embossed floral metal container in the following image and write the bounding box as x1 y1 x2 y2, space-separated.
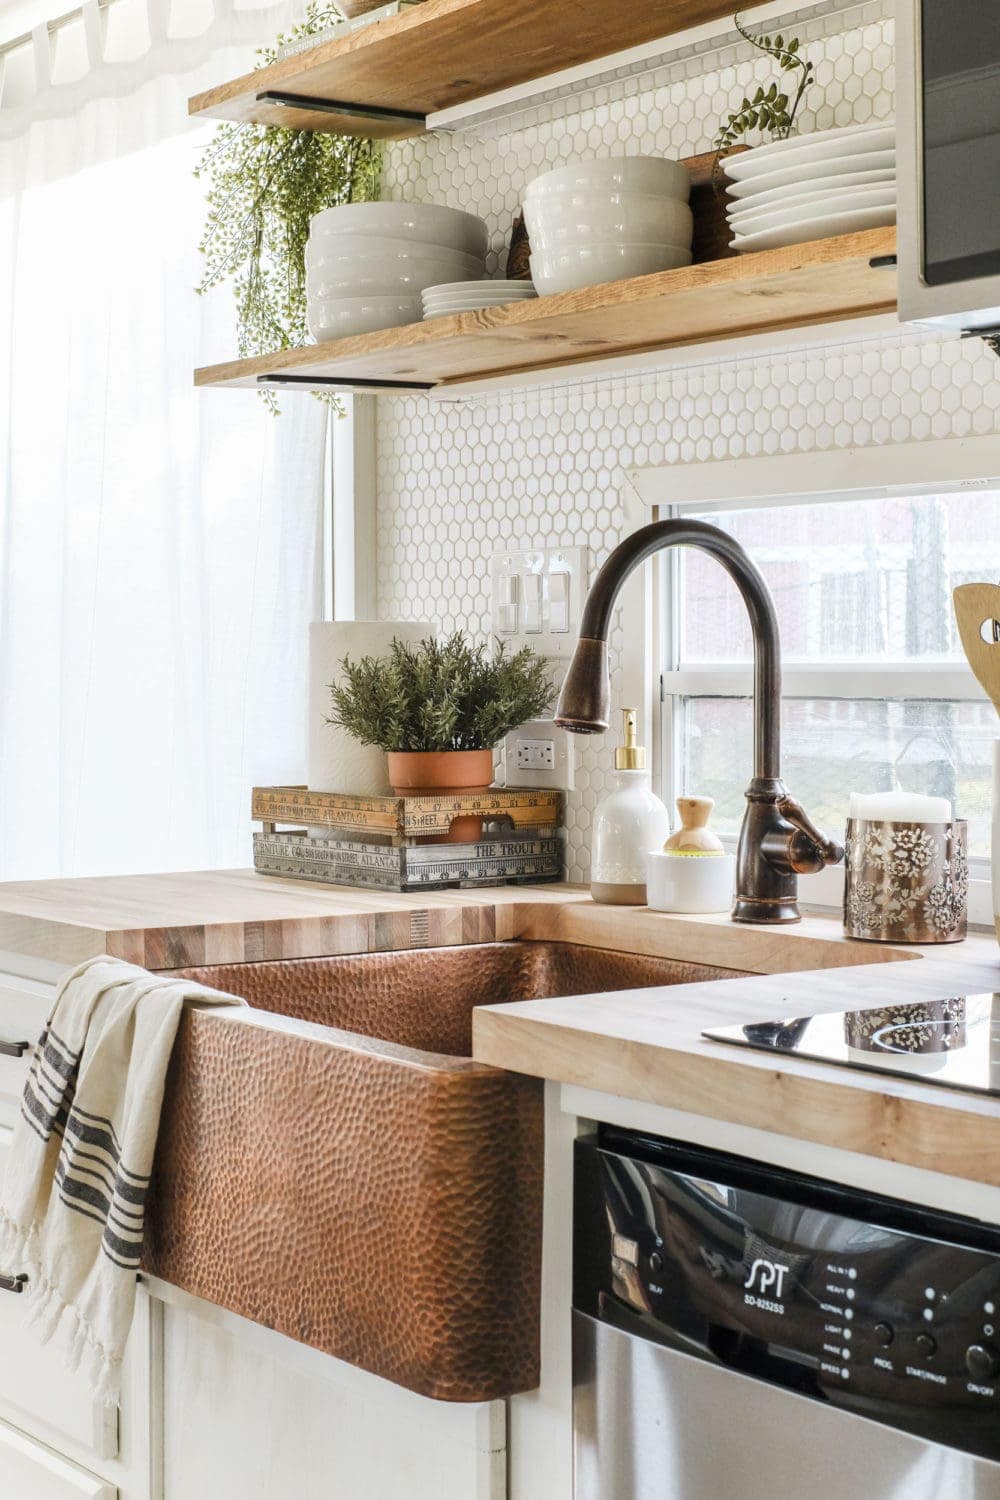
843 818 968 943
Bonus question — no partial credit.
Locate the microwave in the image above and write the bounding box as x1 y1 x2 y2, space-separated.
896 0 1000 336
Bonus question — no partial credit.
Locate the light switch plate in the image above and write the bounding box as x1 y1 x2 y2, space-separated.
491 546 590 659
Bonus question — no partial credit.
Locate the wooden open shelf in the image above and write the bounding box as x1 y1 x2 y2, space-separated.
188 0 738 138
195 228 898 394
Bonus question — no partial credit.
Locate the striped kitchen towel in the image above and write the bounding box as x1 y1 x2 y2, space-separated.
0 955 245 1404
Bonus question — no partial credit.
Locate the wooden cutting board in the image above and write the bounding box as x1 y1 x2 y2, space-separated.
953 582 1000 715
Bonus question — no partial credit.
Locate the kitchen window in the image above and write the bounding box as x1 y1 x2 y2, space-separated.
635 439 1000 917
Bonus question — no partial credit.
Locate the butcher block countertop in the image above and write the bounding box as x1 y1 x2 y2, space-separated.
474 910 1000 1190
3 869 1000 1189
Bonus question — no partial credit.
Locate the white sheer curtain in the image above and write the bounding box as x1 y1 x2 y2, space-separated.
0 26 330 879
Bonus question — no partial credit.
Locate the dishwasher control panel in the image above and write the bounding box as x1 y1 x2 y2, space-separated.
574 1131 1000 1463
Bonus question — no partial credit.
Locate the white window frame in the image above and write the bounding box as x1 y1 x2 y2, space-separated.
326 395 377 623
624 433 1000 925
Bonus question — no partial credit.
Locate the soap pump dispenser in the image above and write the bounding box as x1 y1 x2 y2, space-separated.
591 708 671 905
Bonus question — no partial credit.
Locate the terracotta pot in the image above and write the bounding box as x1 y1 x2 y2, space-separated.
387 749 495 843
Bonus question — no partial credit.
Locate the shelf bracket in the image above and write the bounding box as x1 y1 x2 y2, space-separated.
256 374 436 392
255 90 427 127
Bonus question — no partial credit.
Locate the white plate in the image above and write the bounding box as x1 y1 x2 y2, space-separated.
422 280 534 297
725 150 896 200
731 202 896 253
723 122 895 181
423 302 530 319
423 293 537 308
729 185 896 235
726 167 896 216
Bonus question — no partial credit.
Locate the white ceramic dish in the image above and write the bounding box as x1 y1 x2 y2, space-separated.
307 294 423 341
530 241 691 295
307 263 485 299
726 170 896 219
647 851 735 914
724 150 896 201
422 300 532 319
306 235 484 271
421 280 534 298
723 121 895 181
731 201 896 253
422 296 536 312
524 193 693 250
729 185 896 235
309 202 489 258
524 156 690 202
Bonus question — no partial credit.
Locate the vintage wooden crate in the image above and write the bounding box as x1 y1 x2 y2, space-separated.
252 785 563 843
253 829 564 891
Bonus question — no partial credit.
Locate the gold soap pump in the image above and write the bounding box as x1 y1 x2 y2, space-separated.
590 708 670 906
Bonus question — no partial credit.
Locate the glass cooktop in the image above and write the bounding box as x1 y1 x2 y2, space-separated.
704 994 1000 1098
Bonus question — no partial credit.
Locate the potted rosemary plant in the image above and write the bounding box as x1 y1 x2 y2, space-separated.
328 634 554 835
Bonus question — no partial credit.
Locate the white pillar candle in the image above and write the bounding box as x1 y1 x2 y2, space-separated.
848 790 952 823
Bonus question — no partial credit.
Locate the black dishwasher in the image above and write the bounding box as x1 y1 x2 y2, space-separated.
573 1128 1000 1499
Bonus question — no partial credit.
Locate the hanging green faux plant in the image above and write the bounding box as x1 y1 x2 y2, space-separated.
712 14 816 190
195 2 382 408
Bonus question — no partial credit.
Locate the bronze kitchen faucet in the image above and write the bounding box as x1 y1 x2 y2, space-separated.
555 517 844 923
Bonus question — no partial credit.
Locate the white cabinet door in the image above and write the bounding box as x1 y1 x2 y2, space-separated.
159 1290 505 1500
0 976 52 1132
0 1138 119 1462
0 1420 117 1499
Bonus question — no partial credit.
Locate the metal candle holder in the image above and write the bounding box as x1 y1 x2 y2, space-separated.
843 818 968 944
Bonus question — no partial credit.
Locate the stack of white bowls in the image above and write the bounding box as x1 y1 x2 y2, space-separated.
306 202 489 341
522 157 693 296
725 121 896 253
421 280 537 319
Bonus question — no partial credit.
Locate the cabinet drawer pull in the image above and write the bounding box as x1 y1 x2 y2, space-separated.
0 1274 27 1294
0 1039 30 1058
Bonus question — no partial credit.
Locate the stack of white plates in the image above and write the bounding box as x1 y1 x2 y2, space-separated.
725 121 896 254
421 280 537 319
306 202 489 341
522 156 693 295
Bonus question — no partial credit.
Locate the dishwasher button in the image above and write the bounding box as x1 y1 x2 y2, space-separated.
649 1252 664 1275
874 1322 894 1347
965 1343 1000 1381
915 1333 937 1360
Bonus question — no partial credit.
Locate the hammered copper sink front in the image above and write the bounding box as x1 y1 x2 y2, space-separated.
142 941 741 1401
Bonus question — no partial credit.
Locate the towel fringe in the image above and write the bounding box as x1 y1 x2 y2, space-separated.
0 1206 121 1407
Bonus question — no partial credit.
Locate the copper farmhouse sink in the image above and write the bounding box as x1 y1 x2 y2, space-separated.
142 941 741 1401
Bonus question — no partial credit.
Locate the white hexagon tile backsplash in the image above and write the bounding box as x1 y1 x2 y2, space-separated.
372 2 1000 882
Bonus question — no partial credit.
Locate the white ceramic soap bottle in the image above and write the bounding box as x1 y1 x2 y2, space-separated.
591 708 670 905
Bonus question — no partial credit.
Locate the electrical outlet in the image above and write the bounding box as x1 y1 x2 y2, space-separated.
516 737 556 771
502 719 575 790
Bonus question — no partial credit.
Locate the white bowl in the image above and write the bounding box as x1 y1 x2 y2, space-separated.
306 235 485 274
525 197 694 253
525 156 690 202
647 851 735 914
307 259 485 299
530 241 691 295
308 202 489 258
307 294 423 341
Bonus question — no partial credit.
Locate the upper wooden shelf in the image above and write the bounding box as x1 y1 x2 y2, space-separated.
188 0 738 138
195 227 898 394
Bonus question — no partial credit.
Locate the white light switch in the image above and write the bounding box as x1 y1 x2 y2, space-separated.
548 571 569 633
523 573 542 633
496 573 518 634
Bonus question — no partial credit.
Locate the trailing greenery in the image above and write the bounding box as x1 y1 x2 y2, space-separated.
328 634 555 753
713 14 816 188
195 2 382 409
